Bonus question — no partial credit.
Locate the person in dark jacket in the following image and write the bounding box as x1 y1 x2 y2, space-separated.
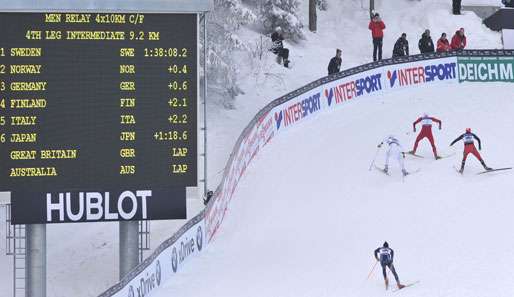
368 13 386 61
452 0 462 14
418 29 435 54
392 33 409 58
436 33 451 52
374 242 405 290
327 49 342 75
271 27 290 68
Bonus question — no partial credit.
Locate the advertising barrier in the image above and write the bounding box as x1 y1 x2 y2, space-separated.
97 212 205 297
97 49 513 297
458 56 514 82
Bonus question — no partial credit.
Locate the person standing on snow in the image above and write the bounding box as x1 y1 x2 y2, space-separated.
392 33 409 58
450 128 492 173
374 242 405 290
377 135 409 176
437 33 451 53
328 49 342 75
368 13 386 61
451 28 467 51
418 29 435 54
271 27 290 68
452 0 462 14
409 113 442 159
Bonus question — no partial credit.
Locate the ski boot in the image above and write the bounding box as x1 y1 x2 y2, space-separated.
480 160 492 171
435 155 442 160
397 283 406 290
383 165 389 174
402 169 409 177
284 59 290 68
385 277 389 290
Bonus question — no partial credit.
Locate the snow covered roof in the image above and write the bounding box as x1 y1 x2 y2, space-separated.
0 0 212 13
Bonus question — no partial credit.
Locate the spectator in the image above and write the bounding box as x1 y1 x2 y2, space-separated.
368 13 386 61
328 49 342 75
502 0 514 8
271 27 290 68
418 29 435 54
453 0 462 14
392 33 409 58
451 28 467 50
437 33 451 52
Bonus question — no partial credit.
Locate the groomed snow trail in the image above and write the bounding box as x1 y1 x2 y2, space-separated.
154 83 514 297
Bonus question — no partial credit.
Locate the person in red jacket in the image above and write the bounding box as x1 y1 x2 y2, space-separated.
409 113 442 159
450 128 491 173
436 33 451 52
451 28 467 51
368 13 386 61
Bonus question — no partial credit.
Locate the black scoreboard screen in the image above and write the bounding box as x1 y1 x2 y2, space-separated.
0 12 198 224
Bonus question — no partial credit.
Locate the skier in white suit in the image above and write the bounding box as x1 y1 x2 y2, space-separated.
377 135 408 176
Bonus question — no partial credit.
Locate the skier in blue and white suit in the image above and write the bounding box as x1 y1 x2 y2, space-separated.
378 135 408 176
374 242 405 290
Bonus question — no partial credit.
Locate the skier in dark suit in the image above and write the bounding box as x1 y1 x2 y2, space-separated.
374 242 405 290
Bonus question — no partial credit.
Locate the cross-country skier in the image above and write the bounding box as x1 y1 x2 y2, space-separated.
450 128 492 173
378 135 409 176
409 113 442 159
374 242 405 290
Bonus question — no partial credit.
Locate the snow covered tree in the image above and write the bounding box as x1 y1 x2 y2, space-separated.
260 0 304 41
205 0 257 108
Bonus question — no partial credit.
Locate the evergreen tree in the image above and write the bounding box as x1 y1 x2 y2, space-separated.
261 0 304 41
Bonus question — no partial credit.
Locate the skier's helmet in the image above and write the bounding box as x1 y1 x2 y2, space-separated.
466 128 471 133
383 241 389 248
422 113 428 118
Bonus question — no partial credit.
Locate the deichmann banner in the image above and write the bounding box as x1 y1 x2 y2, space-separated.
97 50 513 297
458 56 514 82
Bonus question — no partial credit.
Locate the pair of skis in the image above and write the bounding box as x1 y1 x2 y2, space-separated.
409 152 512 175
406 151 455 159
453 166 512 175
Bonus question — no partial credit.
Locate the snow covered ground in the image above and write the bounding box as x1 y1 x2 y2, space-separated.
155 82 514 297
0 0 504 296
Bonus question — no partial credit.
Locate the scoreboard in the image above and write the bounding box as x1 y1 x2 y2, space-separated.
0 12 198 224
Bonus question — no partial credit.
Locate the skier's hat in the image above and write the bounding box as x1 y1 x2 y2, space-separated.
383 241 389 248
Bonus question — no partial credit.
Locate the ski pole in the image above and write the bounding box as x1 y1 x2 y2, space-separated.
366 260 378 280
368 145 381 171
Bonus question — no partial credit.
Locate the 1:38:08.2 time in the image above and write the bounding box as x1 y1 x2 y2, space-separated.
144 48 188 58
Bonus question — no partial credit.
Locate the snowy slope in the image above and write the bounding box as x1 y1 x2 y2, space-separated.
155 82 514 297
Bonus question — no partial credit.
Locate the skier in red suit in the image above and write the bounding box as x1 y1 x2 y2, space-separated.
409 113 442 159
450 128 492 173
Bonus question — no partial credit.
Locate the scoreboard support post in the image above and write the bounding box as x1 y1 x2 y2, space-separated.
119 221 139 279
201 12 209 197
26 224 46 297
